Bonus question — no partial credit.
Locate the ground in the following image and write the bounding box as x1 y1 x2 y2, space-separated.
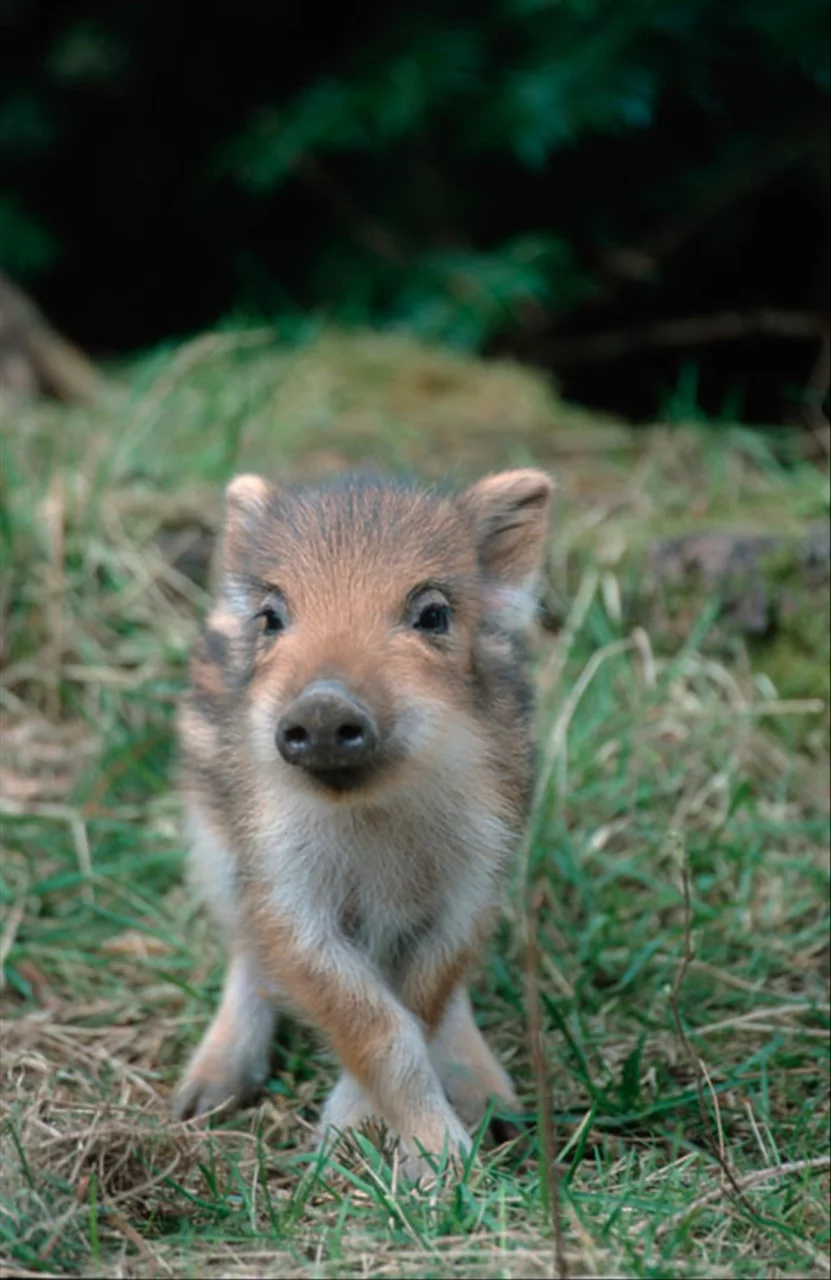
1 327 829 1279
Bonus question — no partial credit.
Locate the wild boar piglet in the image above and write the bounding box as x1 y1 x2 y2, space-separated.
173 467 553 1180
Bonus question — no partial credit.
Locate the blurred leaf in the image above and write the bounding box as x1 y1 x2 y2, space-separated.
47 22 127 85
0 95 56 156
0 198 58 276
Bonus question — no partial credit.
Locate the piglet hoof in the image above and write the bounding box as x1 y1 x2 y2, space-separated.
172 1066 261 1123
398 1144 471 1188
489 1115 533 1165
397 1113 473 1187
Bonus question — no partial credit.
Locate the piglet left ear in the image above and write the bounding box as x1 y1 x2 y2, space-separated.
464 468 554 583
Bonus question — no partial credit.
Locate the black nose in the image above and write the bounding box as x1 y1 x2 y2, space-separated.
276 682 379 773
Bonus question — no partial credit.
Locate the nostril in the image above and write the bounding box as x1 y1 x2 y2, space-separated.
283 725 309 747
336 722 365 745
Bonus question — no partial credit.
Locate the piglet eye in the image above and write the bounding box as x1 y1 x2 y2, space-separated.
256 605 285 636
414 602 450 635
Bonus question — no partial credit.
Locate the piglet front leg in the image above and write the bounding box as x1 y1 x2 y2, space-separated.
246 894 470 1181
173 948 277 1120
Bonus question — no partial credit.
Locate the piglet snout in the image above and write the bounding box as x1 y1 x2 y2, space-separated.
276 680 379 774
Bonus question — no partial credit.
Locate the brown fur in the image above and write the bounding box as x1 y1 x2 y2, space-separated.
243 892 400 1084
173 468 553 1180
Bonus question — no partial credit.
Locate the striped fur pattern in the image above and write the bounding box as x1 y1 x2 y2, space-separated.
173 468 553 1180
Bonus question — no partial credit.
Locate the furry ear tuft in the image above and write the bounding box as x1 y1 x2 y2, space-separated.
224 473 271 519
213 473 273 594
463 469 553 630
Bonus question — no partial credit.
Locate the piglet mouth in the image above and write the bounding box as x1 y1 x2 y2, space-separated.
303 762 380 794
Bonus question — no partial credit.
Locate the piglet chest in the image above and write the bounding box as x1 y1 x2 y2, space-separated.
334 798 507 972
337 806 448 955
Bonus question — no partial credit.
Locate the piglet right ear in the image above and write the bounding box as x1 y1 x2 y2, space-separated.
224 473 271 522
214 473 272 585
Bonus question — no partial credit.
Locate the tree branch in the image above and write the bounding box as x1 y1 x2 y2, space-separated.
294 157 408 265
545 309 822 366
591 126 825 297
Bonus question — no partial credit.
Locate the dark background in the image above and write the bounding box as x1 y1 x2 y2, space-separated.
1 0 828 423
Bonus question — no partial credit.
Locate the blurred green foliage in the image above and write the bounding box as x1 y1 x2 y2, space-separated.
1 0 828 353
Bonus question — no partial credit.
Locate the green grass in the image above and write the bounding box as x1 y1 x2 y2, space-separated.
1 326 829 1278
